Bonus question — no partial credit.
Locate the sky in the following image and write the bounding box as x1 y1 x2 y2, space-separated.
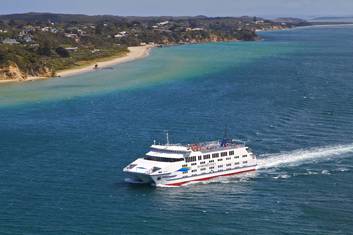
1 0 353 18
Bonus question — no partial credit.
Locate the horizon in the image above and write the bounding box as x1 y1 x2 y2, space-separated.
1 11 353 21
2 0 353 19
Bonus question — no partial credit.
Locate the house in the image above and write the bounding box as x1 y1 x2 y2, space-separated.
41 27 50 32
64 33 78 39
91 49 101 53
2 38 20 44
157 21 169 26
186 27 204 31
114 31 128 38
19 31 27 37
65 47 78 51
23 35 33 43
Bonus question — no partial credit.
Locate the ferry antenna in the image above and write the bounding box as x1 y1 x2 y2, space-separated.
164 130 170 145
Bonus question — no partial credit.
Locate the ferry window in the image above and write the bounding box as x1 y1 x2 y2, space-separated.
209 160 214 163
218 165 223 168
182 164 187 167
243 161 248 164
210 166 214 169
186 156 197 162
229 151 234 155
221 152 227 157
242 155 247 158
226 163 231 167
198 156 202 160
200 161 206 164
191 163 197 166
234 162 239 165
203 154 210 160
192 170 197 172
217 159 223 162
144 156 183 162
226 157 231 160
235 156 239 159
201 168 206 171
212 153 219 158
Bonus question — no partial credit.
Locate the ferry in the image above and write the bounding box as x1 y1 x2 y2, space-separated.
123 133 257 187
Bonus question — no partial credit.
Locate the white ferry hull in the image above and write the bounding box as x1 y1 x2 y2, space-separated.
155 165 256 187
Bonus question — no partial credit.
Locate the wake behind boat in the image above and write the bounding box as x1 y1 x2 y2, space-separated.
123 133 257 187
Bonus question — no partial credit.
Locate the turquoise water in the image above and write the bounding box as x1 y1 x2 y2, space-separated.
0 25 353 234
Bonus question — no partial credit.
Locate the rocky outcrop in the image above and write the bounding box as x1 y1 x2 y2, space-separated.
0 63 26 81
0 63 54 81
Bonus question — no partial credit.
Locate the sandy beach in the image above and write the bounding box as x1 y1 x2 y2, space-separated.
0 45 153 84
57 45 153 78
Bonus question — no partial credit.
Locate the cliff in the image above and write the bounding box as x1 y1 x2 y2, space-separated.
0 63 53 81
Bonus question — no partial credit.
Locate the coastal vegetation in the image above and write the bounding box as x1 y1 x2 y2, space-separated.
0 13 308 81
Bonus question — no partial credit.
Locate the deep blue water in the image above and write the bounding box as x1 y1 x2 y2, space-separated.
0 26 353 234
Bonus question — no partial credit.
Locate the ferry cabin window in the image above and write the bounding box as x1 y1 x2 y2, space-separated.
229 150 234 155
200 161 206 164
182 164 187 167
209 160 214 163
218 165 223 168
198 156 202 160
242 155 247 158
221 152 227 157
192 169 197 172
203 154 210 160
200 168 206 171
217 158 223 162
243 161 248 164
226 163 231 167
144 156 183 162
210 166 214 169
234 162 239 165
226 157 231 160
191 163 197 166
186 156 197 162
234 156 239 159
212 153 219 158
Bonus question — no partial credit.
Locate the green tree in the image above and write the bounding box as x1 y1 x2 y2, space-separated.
55 47 70 57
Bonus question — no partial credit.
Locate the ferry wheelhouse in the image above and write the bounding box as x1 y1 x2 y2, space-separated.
123 136 257 187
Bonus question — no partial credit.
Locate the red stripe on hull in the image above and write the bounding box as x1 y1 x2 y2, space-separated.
165 168 256 186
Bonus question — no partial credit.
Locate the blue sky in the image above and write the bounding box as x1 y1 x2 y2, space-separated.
1 0 353 18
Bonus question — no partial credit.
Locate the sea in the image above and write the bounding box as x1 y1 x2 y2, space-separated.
0 25 353 234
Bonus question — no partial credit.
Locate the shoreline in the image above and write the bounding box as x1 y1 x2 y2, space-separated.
57 45 153 78
0 45 153 84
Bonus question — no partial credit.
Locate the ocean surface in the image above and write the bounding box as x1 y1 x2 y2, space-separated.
0 25 353 234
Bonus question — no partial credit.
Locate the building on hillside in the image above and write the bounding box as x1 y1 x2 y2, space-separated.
2 38 20 44
65 47 78 51
157 21 169 26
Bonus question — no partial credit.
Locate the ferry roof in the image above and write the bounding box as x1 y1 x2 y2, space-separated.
150 139 245 154
150 144 189 152
147 144 189 159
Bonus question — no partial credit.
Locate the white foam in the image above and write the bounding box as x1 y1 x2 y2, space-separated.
257 143 353 170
